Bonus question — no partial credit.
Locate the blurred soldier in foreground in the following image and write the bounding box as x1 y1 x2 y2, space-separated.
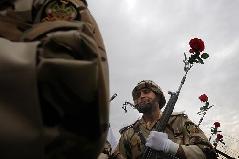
0 0 109 158
98 140 112 159
112 80 217 159
98 125 118 159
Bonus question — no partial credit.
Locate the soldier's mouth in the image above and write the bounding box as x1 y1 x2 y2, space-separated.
138 101 151 107
135 100 153 113
139 98 151 104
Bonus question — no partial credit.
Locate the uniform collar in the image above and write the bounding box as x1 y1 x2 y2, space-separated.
139 112 162 130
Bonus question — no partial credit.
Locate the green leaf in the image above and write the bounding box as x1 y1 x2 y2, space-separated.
197 57 204 64
188 57 194 64
188 54 197 64
206 102 209 107
201 53 209 59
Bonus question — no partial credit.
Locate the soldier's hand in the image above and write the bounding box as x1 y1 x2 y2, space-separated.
145 131 179 155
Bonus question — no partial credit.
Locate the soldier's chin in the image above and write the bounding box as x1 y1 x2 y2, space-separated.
136 102 152 113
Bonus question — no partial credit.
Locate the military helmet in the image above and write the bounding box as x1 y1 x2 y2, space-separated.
132 80 166 109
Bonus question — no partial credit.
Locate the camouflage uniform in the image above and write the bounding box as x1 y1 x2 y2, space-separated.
98 140 112 159
0 0 109 159
113 112 216 159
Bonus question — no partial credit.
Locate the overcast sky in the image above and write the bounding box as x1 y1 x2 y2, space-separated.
88 0 239 151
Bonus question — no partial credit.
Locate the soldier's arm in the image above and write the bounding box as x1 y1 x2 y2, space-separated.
177 118 217 159
111 136 128 159
111 127 135 159
111 145 126 159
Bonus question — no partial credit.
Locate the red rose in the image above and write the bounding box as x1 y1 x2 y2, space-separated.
214 122 220 128
199 94 208 102
189 38 205 53
189 49 194 53
217 134 223 140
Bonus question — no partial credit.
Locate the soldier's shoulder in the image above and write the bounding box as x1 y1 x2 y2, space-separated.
119 119 140 134
169 111 191 129
171 111 188 118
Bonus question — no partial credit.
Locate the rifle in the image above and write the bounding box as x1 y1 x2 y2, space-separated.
142 58 192 159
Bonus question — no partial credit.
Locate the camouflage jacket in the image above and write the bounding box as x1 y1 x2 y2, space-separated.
113 112 217 159
0 0 109 159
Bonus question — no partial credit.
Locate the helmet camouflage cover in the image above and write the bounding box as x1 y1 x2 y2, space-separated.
132 80 166 109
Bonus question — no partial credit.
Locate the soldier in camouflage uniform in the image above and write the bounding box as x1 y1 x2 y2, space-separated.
112 80 217 159
98 140 112 159
0 0 109 159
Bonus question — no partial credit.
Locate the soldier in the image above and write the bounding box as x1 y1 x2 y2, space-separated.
98 125 118 159
98 140 112 159
112 80 217 159
0 0 109 159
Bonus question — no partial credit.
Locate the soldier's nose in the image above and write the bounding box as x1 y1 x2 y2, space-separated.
139 91 147 98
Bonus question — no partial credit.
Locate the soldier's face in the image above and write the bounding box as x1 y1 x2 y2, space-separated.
134 88 158 113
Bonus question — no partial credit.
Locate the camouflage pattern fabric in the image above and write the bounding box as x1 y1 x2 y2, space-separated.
98 140 112 159
0 0 109 159
113 112 216 159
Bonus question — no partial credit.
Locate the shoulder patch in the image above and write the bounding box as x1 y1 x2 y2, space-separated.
119 120 139 134
168 111 188 127
185 121 199 134
40 0 81 22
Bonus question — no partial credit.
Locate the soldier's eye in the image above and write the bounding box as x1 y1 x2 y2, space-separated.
133 88 151 100
133 91 141 99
